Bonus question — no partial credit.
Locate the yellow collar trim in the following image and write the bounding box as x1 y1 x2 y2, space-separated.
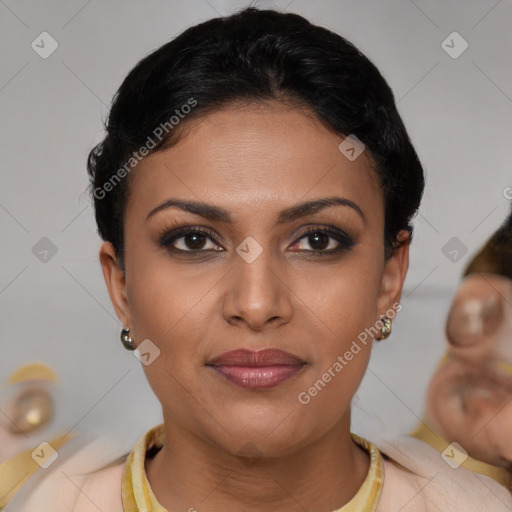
409 421 512 492
121 424 383 512
0 432 72 508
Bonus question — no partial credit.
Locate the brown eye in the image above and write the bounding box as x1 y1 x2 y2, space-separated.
305 232 330 251
179 232 208 250
291 227 355 254
159 227 223 253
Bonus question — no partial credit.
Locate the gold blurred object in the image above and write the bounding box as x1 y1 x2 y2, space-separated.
7 362 57 385
494 359 512 378
5 363 57 435
410 421 512 492
436 350 452 368
0 432 73 508
0 362 63 508
8 388 54 434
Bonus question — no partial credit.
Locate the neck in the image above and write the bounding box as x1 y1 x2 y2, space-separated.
146 412 370 512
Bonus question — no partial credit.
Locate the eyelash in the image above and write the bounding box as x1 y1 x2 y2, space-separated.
158 225 355 256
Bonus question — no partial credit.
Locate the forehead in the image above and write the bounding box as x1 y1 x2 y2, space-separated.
126 103 383 223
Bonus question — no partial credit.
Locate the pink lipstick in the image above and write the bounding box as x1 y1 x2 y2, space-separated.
206 348 306 390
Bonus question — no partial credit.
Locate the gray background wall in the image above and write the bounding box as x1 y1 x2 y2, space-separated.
1 0 511 456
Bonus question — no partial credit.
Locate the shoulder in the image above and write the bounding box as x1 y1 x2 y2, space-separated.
7 434 127 512
374 435 512 511
72 462 125 512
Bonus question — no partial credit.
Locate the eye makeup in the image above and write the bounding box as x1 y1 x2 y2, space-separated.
155 220 357 258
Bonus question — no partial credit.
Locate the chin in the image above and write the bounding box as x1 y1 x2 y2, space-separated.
223 427 309 460
208 409 315 458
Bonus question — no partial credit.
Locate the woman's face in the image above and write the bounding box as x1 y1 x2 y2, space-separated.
100 102 408 458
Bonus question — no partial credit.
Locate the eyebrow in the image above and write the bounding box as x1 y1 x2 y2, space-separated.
146 196 366 225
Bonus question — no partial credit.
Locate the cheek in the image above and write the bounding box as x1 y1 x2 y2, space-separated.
125 234 382 415
291 260 380 410
312 254 382 342
126 233 382 334
125 243 217 345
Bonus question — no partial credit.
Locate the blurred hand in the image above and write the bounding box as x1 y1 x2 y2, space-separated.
426 273 512 467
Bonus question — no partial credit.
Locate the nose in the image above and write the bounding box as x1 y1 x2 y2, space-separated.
446 281 504 348
222 248 293 331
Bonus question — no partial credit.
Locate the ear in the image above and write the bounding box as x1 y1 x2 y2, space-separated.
99 241 132 328
376 230 410 317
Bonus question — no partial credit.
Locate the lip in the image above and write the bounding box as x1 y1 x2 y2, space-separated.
206 349 307 390
207 348 305 367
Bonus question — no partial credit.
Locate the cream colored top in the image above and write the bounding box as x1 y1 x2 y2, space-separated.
120 424 383 511
8 425 512 511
